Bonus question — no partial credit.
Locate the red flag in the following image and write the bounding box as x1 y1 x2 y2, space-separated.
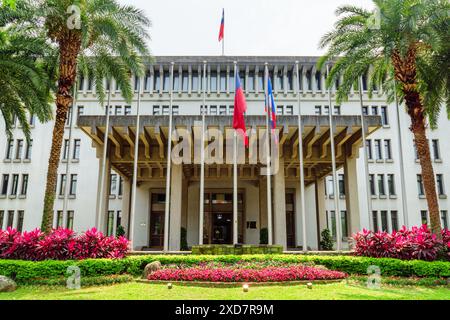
218 9 224 42
233 72 248 147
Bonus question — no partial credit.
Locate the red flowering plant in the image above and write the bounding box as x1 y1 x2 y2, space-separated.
148 265 347 283
352 225 448 261
0 227 129 261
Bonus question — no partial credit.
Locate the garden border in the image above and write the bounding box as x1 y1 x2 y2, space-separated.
136 279 345 287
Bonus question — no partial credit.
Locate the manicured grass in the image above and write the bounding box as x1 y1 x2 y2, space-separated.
1 281 449 300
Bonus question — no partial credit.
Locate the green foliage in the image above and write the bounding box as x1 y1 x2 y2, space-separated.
320 229 334 251
260 228 268 245
116 225 125 238
180 227 189 251
1 255 449 284
21 274 134 287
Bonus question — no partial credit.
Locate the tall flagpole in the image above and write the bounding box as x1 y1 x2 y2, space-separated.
295 62 307 252
358 76 373 231
264 62 273 245
163 62 175 252
326 64 342 251
233 61 238 244
62 83 77 227
222 9 225 56
394 81 409 228
199 61 207 245
129 75 143 250
97 81 112 231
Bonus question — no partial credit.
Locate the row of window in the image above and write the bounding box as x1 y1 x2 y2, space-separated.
0 210 24 232
325 174 346 197
54 210 75 230
5 139 32 161
9 114 36 128
362 106 389 126
106 210 122 237
326 210 348 239
62 139 81 161
109 174 123 197
420 210 449 230
314 105 341 116
417 174 446 197
366 139 392 161
58 174 78 196
1 174 28 197
414 139 441 162
372 210 399 233
369 174 396 197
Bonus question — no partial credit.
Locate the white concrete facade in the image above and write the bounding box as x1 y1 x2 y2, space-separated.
0 56 448 251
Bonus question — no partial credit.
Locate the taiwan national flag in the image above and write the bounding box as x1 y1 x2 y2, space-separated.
266 78 278 144
218 9 224 42
233 72 248 147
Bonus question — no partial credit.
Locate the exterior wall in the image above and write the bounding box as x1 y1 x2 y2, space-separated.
0 56 449 250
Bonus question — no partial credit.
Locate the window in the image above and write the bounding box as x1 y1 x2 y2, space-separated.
420 210 429 226
384 140 392 160
381 210 388 231
67 211 74 230
369 174 376 196
86 76 93 91
314 106 321 115
388 174 396 196
66 107 73 126
366 140 373 160
28 114 35 126
286 71 293 91
77 106 84 119
5 139 13 160
381 106 389 125
229 105 234 116
362 106 368 116
115 106 122 115
276 69 284 91
441 210 448 229
7 211 14 228
73 139 81 160
238 71 245 91
0 211 3 230
110 174 117 196
116 211 122 229
15 139 23 159
17 211 24 232
162 106 169 115
153 70 160 91
374 139 382 160
277 105 283 115
200 105 207 115
334 106 341 115
372 211 378 232
62 139 69 160
413 140 419 160
341 210 348 238
391 211 398 231
417 174 425 196
163 71 170 92
172 72 179 91
326 176 334 197
134 75 140 91
10 174 19 196
378 174 386 196
20 174 28 196
182 71 189 92
172 106 179 115
191 71 199 91
56 210 63 228
59 174 66 196
1 175 9 196
432 140 440 160
118 176 123 196
258 71 264 91
247 72 255 91
69 174 77 196
219 106 227 115
25 140 32 160
436 174 445 196
144 71 151 91
285 106 293 115
78 76 84 91
124 106 131 115
107 211 115 236
315 71 321 91
371 106 378 115
152 105 160 115
210 71 217 92
338 174 345 197
210 105 217 115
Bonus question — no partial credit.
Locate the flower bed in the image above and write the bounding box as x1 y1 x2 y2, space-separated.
147 263 347 283
0 227 129 261
353 225 450 261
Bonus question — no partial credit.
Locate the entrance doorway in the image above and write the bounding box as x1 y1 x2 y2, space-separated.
286 193 296 248
149 193 165 248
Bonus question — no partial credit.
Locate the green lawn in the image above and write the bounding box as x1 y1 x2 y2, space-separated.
1 281 449 300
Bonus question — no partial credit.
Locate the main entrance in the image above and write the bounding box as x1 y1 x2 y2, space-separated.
203 192 244 244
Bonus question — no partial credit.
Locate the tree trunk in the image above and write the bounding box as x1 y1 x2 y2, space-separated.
41 34 81 233
392 46 442 239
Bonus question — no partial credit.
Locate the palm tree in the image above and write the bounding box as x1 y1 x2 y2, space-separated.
12 0 151 233
0 8 53 139
318 0 449 238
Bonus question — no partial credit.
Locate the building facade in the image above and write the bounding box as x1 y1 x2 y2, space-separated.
0 56 448 251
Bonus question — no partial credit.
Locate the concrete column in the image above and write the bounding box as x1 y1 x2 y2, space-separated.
121 178 131 237
169 164 183 251
315 177 327 249
273 158 287 249
344 157 361 235
302 68 308 93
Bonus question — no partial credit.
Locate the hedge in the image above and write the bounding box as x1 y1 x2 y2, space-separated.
0 255 449 284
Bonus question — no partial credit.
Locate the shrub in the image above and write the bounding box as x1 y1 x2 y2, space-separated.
260 228 268 245
180 227 188 251
148 265 347 282
352 225 449 261
0 227 129 261
320 229 334 251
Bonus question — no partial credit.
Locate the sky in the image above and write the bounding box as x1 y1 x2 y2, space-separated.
119 0 375 57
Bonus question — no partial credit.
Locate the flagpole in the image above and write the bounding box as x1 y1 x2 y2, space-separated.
129 75 143 251
222 9 225 56
295 62 307 252
326 64 342 251
233 61 238 244
358 76 373 231
199 61 207 245
163 62 175 252
97 81 112 231
264 62 273 245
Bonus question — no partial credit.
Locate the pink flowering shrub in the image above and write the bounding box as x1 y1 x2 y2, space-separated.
148 265 347 282
0 227 129 261
352 225 449 261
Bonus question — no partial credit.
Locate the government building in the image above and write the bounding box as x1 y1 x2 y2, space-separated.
0 56 449 251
